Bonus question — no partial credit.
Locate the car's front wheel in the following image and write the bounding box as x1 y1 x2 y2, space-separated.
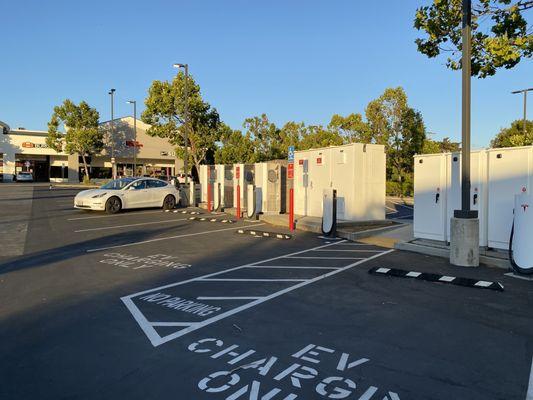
162 194 176 210
105 196 122 214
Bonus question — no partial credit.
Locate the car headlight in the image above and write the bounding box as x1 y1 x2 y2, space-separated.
92 192 107 198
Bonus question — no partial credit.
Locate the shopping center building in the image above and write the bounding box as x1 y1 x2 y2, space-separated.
0 117 183 182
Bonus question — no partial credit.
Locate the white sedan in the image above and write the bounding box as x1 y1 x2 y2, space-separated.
74 177 180 214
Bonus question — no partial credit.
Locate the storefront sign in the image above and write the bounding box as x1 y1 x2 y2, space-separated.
21 142 48 149
125 140 143 148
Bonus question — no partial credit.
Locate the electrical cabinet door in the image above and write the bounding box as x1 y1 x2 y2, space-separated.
446 152 488 246
414 154 448 241
487 148 531 249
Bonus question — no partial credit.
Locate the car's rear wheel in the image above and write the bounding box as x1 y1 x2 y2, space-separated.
162 194 176 210
105 196 122 214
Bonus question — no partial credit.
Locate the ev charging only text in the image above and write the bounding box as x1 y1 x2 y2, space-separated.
188 338 401 399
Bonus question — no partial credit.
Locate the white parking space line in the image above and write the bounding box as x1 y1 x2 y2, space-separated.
121 239 394 346
527 356 533 400
199 278 308 282
285 256 364 260
152 322 197 327
312 249 383 253
86 223 266 252
68 210 163 221
245 265 341 270
196 297 263 301
74 217 190 232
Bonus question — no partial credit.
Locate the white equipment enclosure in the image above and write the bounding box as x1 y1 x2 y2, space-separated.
414 145 533 250
254 161 287 214
293 143 385 221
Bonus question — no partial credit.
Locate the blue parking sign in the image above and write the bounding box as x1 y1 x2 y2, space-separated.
288 146 295 162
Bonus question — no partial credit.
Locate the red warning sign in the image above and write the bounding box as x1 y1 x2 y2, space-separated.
236 166 240 179
288 163 294 179
317 157 322 165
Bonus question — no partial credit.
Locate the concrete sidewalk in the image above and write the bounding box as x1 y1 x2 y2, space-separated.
258 213 413 248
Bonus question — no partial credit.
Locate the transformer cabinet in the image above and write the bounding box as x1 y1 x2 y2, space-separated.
413 153 450 242
487 146 533 250
254 161 287 214
293 143 385 221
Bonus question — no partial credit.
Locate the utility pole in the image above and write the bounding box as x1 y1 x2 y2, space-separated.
511 88 532 135
450 0 479 267
127 100 137 176
173 63 189 186
109 88 116 179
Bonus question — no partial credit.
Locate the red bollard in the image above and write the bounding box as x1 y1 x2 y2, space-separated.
236 185 241 220
289 188 294 231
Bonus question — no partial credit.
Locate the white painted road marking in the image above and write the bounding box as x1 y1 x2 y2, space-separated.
86 223 266 252
68 210 163 221
196 297 263 301
199 278 308 282
527 355 533 400
121 240 393 346
312 249 383 253
285 256 364 260
246 266 341 270
75 217 190 232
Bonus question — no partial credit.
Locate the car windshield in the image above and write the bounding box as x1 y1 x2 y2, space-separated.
100 178 136 190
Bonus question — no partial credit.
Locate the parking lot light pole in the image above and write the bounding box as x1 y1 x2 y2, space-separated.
172 63 189 186
511 88 533 135
127 100 137 176
450 0 479 267
108 88 116 179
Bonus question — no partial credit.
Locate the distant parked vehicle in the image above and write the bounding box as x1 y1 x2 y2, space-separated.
176 173 193 184
15 172 34 182
74 177 181 214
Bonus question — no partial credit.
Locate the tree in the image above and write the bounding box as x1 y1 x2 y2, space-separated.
299 125 344 150
328 113 372 143
215 123 255 164
414 0 533 78
365 87 426 181
399 108 426 175
142 72 221 175
46 99 102 181
243 114 284 161
490 119 533 147
422 137 461 153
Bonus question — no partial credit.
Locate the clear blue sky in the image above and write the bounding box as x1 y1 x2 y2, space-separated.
1 0 531 148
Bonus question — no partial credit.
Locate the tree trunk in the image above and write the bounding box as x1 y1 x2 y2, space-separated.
81 154 90 181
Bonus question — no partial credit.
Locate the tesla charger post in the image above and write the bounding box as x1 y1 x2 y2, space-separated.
510 193 533 274
322 188 337 236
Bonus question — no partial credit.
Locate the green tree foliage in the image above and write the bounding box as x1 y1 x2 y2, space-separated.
422 137 461 153
490 119 533 147
46 99 102 180
328 113 371 143
414 0 533 78
215 123 255 164
142 72 220 174
299 125 344 149
365 87 426 181
243 114 285 161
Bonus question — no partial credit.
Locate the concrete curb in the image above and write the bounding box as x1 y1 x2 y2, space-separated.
395 241 511 270
337 223 406 242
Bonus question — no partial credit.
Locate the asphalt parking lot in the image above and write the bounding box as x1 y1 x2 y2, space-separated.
0 184 532 400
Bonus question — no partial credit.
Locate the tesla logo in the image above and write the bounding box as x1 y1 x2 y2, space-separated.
521 204 529 212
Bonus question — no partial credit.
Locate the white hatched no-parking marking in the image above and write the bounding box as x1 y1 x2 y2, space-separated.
121 240 393 346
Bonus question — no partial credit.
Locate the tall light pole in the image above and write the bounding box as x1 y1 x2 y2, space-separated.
108 88 116 179
127 100 137 176
173 63 189 186
511 88 532 135
450 0 479 267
